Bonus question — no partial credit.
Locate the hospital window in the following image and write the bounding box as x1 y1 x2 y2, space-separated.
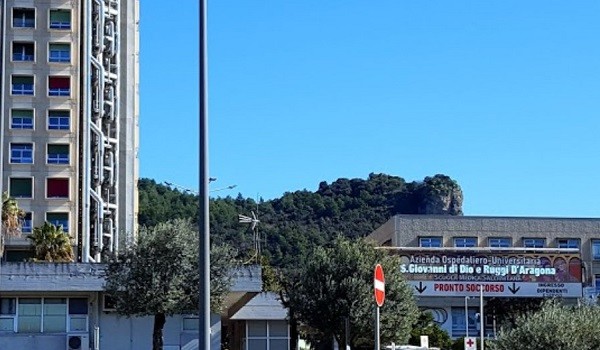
49 9 71 30
454 237 477 248
22 212 33 234
488 237 511 248
12 42 34 61
48 76 70 96
523 238 545 248
13 8 35 28
592 240 600 260
11 109 34 129
0 297 87 333
46 178 69 198
9 178 33 198
46 213 69 233
557 239 579 249
245 320 290 350
419 237 442 248
451 307 479 338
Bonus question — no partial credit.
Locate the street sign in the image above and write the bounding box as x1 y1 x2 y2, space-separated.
464 337 477 350
374 264 385 307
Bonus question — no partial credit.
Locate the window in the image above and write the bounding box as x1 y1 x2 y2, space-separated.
12 42 34 61
43 299 67 333
10 143 33 164
451 307 479 338
46 213 69 233
11 109 34 129
49 9 71 29
68 299 88 332
0 298 16 332
0 297 87 333
47 144 69 164
22 212 33 234
592 240 600 260
595 275 600 294
13 8 35 28
9 178 33 198
18 298 41 333
488 237 511 248
48 110 70 130
454 237 477 248
12 76 34 95
46 178 69 198
557 239 580 249
48 77 70 96
49 43 70 63
246 320 289 350
420 237 442 248
523 238 545 248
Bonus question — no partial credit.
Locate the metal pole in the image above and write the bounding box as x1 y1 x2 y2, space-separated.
480 285 484 350
465 296 469 338
375 306 380 350
199 0 210 348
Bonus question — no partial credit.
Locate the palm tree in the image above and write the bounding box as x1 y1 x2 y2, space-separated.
1 192 25 257
27 222 74 262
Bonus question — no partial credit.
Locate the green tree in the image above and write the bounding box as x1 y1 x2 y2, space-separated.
490 300 600 350
27 222 73 262
280 236 419 350
409 311 452 350
1 192 25 257
104 219 237 350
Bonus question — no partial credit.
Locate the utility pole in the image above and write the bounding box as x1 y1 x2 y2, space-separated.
199 0 210 348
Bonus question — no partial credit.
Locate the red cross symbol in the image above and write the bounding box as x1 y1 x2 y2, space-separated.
466 338 475 347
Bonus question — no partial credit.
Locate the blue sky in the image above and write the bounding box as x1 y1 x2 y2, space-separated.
139 1 600 218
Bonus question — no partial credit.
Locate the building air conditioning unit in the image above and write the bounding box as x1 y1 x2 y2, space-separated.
67 334 90 350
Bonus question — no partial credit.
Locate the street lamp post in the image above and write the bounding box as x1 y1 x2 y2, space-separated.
199 0 210 348
464 296 470 338
480 285 484 350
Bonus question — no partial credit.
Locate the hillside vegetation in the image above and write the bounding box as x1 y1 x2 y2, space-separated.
138 173 462 268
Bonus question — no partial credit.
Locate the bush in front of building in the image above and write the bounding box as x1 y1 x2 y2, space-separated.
409 311 452 350
490 300 600 350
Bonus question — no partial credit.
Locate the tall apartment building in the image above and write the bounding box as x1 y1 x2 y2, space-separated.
0 0 139 262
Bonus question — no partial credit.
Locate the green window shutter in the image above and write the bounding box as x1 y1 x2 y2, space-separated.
46 213 68 221
49 43 70 51
12 76 33 84
12 109 33 117
50 10 70 22
48 144 69 154
9 178 33 197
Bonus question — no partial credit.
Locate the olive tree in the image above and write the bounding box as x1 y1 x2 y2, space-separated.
280 236 419 350
491 300 600 350
104 219 237 350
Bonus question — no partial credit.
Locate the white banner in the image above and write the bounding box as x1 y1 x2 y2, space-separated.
408 280 582 298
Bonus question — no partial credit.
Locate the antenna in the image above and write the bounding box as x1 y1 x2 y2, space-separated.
238 194 262 264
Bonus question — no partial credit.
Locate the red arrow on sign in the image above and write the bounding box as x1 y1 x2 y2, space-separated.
374 264 385 307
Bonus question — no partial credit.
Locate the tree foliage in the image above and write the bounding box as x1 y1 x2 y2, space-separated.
139 173 462 269
27 222 73 262
1 192 25 257
490 300 600 350
280 236 419 350
409 311 452 350
104 219 237 350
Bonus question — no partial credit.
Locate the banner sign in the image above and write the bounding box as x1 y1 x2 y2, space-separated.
396 250 582 298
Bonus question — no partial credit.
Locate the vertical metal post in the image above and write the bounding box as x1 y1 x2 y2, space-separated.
375 307 380 350
480 285 484 350
199 0 210 348
345 317 350 349
465 296 469 338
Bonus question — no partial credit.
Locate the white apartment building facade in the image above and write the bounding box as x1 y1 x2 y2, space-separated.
0 0 139 262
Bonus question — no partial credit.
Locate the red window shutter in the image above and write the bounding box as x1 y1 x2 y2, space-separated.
49 77 70 89
47 178 69 197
